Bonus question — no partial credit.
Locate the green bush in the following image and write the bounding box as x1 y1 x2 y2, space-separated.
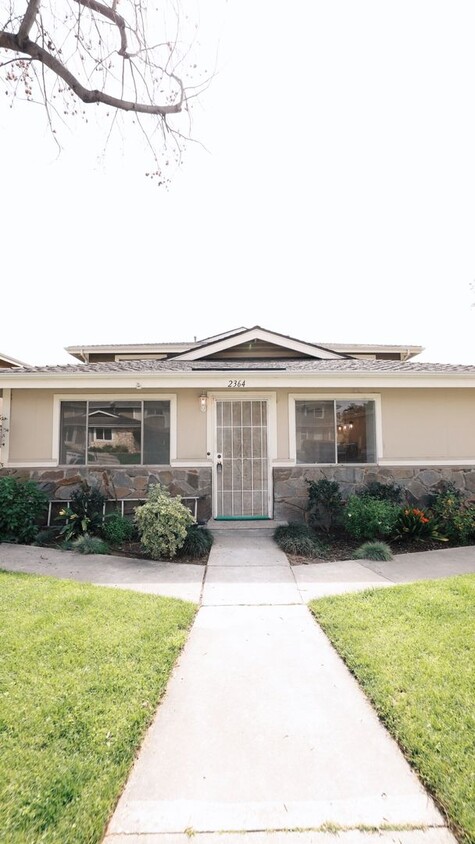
177 525 213 559
134 484 195 559
352 541 393 561
34 526 60 546
430 487 475 544
356 481 403 503
306 479 344 533
343 495 400 541
274 521 314 541
102 512 137 544
274 522 324 557
0 476 48 544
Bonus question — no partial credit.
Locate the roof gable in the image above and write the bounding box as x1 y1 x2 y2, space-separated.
0 352 29 368
173 326 348 361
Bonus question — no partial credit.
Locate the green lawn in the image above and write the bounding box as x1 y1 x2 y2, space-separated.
310 575 475 844
0 570 197 844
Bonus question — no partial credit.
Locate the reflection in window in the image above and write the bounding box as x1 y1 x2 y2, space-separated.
296 400 376 464
59 400 170 465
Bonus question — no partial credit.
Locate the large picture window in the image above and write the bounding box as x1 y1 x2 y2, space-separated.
59 400 170 465
295 399 376 464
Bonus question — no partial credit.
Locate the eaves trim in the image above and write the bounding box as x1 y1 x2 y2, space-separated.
2 369 475 389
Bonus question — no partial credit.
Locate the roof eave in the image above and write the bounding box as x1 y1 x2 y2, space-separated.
2 368 475 389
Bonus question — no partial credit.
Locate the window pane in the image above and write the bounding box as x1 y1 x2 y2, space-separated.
60 401 87 464
143 401 170 464
88 401 142 464
336 401 376 463
296 401 335 464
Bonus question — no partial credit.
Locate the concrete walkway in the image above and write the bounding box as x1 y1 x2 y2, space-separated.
1 537 474 843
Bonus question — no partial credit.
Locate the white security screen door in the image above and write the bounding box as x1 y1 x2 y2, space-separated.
215 399 269 518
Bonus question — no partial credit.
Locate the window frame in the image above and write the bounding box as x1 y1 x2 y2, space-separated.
53 394 177 467
288 393 382 465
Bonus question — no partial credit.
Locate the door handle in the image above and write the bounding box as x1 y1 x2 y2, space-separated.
216 453 223 473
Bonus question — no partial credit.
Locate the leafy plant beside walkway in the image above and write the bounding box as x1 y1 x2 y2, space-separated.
0 571 197 844
309 575 475 844
275 479 475 561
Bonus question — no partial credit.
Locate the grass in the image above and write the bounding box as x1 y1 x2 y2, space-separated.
309 575 475 844
0 570 197 844
352 540 393 561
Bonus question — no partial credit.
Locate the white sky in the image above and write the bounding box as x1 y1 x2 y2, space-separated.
1 0 475 366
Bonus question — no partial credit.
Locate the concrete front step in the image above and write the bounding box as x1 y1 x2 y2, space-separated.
206 519 286 533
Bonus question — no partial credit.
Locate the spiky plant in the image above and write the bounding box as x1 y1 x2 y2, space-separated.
352 541 393 561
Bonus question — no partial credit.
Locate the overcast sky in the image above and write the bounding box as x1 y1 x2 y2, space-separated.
1 0 475 365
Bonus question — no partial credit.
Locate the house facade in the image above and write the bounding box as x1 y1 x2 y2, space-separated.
1 326 475 522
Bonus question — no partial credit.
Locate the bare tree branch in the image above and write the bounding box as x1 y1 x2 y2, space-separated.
73 0 129 58
17 0 40 43
1 0 214 180
0 30 183 113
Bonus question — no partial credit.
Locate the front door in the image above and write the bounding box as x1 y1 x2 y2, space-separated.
215 399 270 519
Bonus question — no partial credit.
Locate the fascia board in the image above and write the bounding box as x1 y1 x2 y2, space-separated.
64 329 248 359
2 370 475 390
65 343 193 356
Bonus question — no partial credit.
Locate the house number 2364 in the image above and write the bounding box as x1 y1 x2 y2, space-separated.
228 379 246 388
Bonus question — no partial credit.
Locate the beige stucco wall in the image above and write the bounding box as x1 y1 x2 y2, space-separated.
7 389 209 464
276 390 291 458
9 390 55 461
380 389 475 459
274 387 475 461
4 386 475 465
177 391 208 459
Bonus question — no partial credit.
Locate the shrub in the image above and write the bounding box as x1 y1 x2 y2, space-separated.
34 526 60 546
343 495 400 541
134 484 195 559
356 481 403 503
0 476 48 544
102 512 137 545
306 479 344 533
352 541 393 561
274 521 313 541
177 525 213 559
394 507 446 542
71 535 110 555
430 488 475 544
274 522 324 557
56 480 106 541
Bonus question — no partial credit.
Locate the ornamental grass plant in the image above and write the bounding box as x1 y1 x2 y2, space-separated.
352 541 393 561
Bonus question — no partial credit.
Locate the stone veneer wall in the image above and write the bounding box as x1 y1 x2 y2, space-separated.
3 465 475 525
273 466 475 523
0 467 213 522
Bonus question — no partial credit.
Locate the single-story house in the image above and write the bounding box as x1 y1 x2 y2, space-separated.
0 325 474 522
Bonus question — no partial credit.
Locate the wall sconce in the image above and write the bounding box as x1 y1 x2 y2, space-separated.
199 393 208 413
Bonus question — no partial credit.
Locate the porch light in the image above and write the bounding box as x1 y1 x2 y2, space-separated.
199 393 208 413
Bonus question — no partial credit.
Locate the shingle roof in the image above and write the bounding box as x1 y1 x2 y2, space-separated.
6 359 475 375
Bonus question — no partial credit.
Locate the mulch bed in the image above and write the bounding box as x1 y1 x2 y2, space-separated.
104 541 209 565
287 534 454 565
38 533 460 566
